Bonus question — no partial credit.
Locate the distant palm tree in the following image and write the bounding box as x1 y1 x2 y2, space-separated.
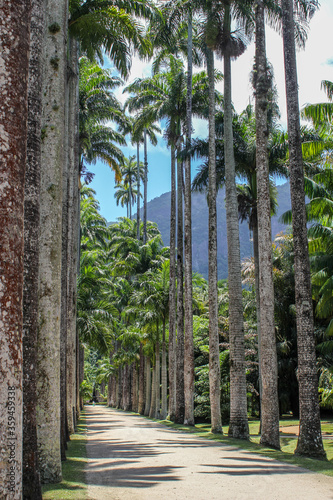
114 182 139 219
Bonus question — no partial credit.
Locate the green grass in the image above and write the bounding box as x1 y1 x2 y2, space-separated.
150 417 333 477
42 413 88 500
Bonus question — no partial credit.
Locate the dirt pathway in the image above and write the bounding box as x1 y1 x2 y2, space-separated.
85 405 333 500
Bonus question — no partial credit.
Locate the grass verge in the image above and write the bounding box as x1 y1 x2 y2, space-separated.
42 412 87 499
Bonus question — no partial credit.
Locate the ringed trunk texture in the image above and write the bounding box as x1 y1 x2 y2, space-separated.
207 48 222 434
161 320 168 420
183 8 195 426
175 156 185 424
66 36 80 435
155 332 161 419
255 1 280 450
37 0 68 482
224 47 249 440
23 0 43 497
281 0 325 459
252 222 262 423
0 1 32 497
168 145 177 421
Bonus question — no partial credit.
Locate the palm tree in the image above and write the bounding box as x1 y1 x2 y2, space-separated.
0 1 31 496
69 0 156 77
120 155 143 219
195 0 251 439
114 182 139 218
281 0 326 459
79 57 128 183
254 0 280 449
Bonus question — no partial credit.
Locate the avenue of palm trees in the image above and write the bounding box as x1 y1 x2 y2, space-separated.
0 1 332 499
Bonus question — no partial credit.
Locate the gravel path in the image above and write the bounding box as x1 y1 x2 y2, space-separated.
85 405 333 500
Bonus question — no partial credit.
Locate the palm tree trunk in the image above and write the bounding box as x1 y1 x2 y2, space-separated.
0 2 32 497
207 47 223 434
223 10 249 440
255 1 280 449
66 36 80 437
184 6 195 426
60 61 69 457
138 344 145 414
161 317 168 419
176 153 185 424
149 364 156 418
23 1 43 497
132 363 138 412
155 326 161 419
252 220 262 425
129 179 132 220
137 142 141 240
117 367 123 409
168 145 177 421
281 0 325 459
143 129 148 243
37 0 68 482
144 357 151 416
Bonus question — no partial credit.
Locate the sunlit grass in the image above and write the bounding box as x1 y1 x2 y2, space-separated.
42 413 87 500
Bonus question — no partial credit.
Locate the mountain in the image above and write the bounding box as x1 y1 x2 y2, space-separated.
132 182 291 280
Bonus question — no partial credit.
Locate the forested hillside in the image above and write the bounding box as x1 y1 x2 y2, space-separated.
131 182 291 278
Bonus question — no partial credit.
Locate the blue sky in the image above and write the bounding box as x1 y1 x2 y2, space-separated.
90 0 333 222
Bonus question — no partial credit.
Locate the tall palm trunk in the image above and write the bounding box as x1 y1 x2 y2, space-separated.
144 356 152 416
161 317 168 419
252 220 262 423
176 153 185 424
143 129 148 244
132 363 139 412
60 61 69 458
66 37 80 436
23 0 43 497
149 363 156 418
129 178 132 220
0 2 31 497
223 9 249 441
155 324 161 419
137 142 141 240
254 1 280 449
36 0 68 483
207 47 222 433
184 7 195 426
168 145 177 421
281 0 325 459
138 344 145 414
